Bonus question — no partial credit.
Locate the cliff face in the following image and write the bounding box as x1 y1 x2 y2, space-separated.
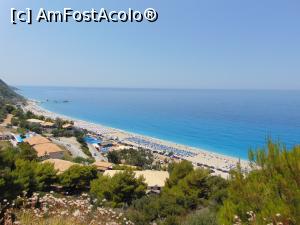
0 79 25 103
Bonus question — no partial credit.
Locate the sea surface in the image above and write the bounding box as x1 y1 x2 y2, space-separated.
17 87 300 159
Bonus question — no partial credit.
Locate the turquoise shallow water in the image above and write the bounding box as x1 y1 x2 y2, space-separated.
18 87 300 159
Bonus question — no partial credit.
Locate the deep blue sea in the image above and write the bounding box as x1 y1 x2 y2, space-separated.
17 87 300 159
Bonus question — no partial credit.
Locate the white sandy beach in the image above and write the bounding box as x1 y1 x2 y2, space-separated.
23 100 250 178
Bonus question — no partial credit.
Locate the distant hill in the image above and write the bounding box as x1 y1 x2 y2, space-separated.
10 85 20 91
0 78 25 103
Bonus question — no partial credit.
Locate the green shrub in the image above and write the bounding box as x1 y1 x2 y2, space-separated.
182 209 218 225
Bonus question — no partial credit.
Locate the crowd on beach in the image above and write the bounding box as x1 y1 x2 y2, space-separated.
125 137 196 158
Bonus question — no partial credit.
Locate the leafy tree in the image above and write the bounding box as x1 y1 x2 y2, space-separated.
4 104 15 114
0 169 22 201
166 160 193 187
11 159 58 195
25 111 34 119
128 161 218 225
54 118 64 129
90 170 147 207
218 140 300 225
162 168 210 213
206 175 229 207
28 124 42 134
59 165 97 191
17 143 38 161
0 145 19 170
107 151 120 164
107 148 154 169
38 115 45 121
12 108 25 119
35 162 58 191
12 159 37 195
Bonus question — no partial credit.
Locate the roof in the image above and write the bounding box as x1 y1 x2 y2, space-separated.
41 121 55 127
62 123 73 129
92 161 113 170
103 170 169 187
33 143 64 157
24 135 51 146
43 159 77 173
27 118 44 124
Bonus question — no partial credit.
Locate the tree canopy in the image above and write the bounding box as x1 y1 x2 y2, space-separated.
218 140 300 225
107 148 154 169
127 161 226 225
90 170 147 207
59 165 97 191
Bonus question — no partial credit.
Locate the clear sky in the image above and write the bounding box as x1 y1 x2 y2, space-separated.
1 0 300 89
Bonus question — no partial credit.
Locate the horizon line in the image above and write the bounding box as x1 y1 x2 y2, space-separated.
13 84 300 91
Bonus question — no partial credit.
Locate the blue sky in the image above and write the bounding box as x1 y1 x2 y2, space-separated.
1 0 300 89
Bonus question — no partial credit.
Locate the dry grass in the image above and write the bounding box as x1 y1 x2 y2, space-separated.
17 212 80 225
0 140 12 150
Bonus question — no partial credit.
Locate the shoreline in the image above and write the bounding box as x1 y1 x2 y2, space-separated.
23 100 250 178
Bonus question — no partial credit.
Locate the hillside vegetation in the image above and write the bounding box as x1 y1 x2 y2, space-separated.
0 78 25 122
0 78 24 104
1 139 299 224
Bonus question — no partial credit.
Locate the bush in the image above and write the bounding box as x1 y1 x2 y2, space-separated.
72 156 95 164
182 209 218 225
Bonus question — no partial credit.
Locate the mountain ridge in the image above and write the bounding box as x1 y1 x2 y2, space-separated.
0 78 25 103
